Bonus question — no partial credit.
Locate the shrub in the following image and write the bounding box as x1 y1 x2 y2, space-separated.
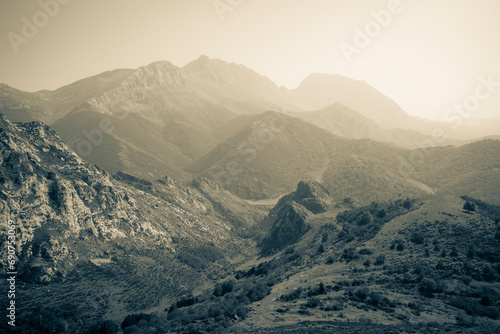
307 282 327 296
95 320 120 334
374 254 386 265
410 232 425 244
280 287 303 302
341 248 358 262
318 282 326 294
357 211 373 226
450 246 459 257
354 288 370 300
358 248 373 255
495 228 500 240
376 209 387 219
246 282 271 302
343 197 354 208
323 303 343 311
207 305 223 318
403 199 412 210
436 260 446 270
414 263 424 274
463 201 476 213
482 265 498 282
419 278 438 297
214 280 234 297
467 246 476 259
305 298 321 308
121 314 152 330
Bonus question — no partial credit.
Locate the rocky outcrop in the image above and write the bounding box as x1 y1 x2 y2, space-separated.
259 202 312 255
276 180 332 214
0 115 249 283
259 180 332 255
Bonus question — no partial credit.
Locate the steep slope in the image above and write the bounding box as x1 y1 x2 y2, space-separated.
0 69 133 124
293 103 464 149
191 110 433 204
236 194 500 333
188 111 338 199
3 57 498 190
292 103 384 140
322 139 431 205
183 55 300 114
292 73 408 129
0 114 276 332
291 73 499 140
0 83 57 123
259 202 313 255
0 114 248 283
52 108 193 181
413 139 500 205
259 180 333 255
121 194 500 333
47 57 306 179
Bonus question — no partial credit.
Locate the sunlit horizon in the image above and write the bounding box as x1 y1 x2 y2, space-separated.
1 0 500 121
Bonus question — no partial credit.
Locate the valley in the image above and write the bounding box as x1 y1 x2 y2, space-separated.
0 57 499 333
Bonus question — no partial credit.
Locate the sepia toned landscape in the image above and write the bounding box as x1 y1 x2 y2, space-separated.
1 1 500 333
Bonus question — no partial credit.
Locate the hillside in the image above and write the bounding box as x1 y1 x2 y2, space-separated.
292 73 408 129
413 139 500 205
52 108 193 181
293 103 465 149
0 115 265 332
0 69 133 124
0 56 499 333
112 188 500 333
2 58 499 185
187 111 339 199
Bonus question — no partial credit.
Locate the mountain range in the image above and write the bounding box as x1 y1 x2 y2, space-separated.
2 56 499 202
1 56 500 333
2 56 499 182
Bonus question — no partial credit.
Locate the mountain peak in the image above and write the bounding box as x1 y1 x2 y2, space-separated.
294 72 407 127
195 54 211 63
138 60 182 77
270 180 332 217
259 201 312 255
183 55 221 72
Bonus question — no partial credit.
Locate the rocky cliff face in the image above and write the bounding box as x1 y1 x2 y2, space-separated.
85 61 189 120
259 180 333 255
259 202 312 255
275 180 332 214
0 115 252 283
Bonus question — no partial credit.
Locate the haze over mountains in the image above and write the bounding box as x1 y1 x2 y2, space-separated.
1 56 500 333
1 56 499 190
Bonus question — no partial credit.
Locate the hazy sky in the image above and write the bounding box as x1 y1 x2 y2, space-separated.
1 0 500 120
